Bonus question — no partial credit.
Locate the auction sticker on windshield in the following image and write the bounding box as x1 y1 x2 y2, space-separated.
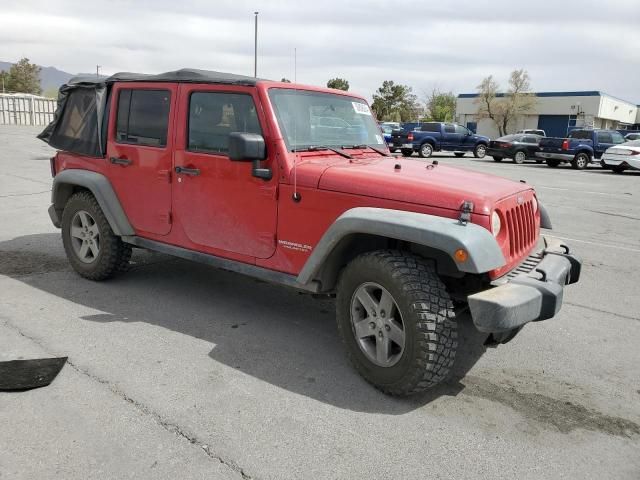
352 102 371 115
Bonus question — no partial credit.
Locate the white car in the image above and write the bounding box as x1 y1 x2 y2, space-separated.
601 140 640 173
516 129 546 136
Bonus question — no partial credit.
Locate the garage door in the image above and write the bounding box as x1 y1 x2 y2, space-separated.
537 115 570 138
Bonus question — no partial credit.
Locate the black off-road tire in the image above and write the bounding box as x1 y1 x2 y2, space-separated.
61 191 132 280
546 159 560 168
571 152 590 170
454 152 465 158
401 149 413 157
336 250 457 396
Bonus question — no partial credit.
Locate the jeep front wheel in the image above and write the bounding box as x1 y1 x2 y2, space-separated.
336 250 457 396
61 191 132 280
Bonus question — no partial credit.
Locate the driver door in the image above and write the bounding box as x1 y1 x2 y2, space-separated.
172 84 278 259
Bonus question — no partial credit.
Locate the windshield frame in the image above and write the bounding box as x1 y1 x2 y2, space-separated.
267 87 385 152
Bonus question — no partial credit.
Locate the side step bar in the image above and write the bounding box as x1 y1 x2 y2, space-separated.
121 236 320 293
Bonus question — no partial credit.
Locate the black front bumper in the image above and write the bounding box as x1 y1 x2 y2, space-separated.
468 236 581 333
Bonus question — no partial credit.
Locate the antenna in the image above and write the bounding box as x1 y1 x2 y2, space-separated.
292 47 301 202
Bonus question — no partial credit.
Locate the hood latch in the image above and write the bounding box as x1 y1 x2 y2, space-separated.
458 201 474 225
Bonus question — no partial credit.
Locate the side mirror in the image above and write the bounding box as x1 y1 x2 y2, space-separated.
228 132 272 180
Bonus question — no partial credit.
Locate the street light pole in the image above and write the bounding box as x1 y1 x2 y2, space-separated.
96 65 101 79
254 11 259 78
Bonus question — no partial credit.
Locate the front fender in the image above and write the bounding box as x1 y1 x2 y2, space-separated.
51 169 134 236
296 207 506 286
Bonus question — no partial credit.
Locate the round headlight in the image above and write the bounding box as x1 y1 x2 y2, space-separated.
491 211 501 237
532 196 538 214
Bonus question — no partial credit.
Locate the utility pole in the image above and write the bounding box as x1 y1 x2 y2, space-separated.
254 11 259 78
96 65 101 79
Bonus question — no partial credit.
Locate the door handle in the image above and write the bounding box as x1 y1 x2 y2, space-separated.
175 166 200 176
110 157 132 166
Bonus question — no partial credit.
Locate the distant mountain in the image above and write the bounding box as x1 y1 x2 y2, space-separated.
0 61 74 93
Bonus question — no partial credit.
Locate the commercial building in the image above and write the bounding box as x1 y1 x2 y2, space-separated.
456 91 640 138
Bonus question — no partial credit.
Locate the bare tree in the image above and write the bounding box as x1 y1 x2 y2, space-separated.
475 70 535 136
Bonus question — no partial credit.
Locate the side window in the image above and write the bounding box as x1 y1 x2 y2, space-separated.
610 132 625 144
420 123 439 132
116 89 171 147
444 124 455 133
188 92 262 154
569 130 591 140
523 136 538 144
597 132 612 143
454 125 468 135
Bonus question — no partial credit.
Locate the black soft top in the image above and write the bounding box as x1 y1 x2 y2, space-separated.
68 68 262 87
38 69 264 157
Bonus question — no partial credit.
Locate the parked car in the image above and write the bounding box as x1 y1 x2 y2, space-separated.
379 124 396 151
516 129 546 136
600 140 640 173
624 132 640 141
391 122 490 158
39 68 581 396
487 134 543 164
379 121 401 130
535 129 626 169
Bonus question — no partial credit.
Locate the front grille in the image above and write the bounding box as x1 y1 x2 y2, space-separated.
505 200 537 260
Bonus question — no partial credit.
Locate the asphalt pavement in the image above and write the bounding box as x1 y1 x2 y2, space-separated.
1 125 639 479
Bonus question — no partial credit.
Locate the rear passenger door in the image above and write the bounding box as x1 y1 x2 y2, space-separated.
172 84 278 259
107 83 177 236
442 123 459 148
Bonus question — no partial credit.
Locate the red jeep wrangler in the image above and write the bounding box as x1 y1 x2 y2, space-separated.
40 69 581 396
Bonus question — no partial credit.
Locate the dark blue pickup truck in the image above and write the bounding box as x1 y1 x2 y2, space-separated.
535 129 626 169
390 122 490 158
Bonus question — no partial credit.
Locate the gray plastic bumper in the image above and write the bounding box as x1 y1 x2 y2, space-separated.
468 236 581 333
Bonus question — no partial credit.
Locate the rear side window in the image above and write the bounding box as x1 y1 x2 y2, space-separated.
116 89 171 147
523 135 539 144
444 124 455 133
568 130 592 140
50 88 101 156
597 132 612 143
188 92 262 155
420 123 440 132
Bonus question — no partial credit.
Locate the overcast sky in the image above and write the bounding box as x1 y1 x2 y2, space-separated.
2 0 639 102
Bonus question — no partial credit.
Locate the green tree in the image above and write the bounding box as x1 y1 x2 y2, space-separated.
475 69 534 136
326 77 349 91
5 58 42 95
0 70 9 93
425 89 456 122
371 80 420 122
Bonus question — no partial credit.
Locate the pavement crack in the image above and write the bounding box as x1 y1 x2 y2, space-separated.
586 209 640 222
0 190 51 198
1 319 254 480
565 302 640 322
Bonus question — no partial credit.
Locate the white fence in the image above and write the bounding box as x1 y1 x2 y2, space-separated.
0 94 57 126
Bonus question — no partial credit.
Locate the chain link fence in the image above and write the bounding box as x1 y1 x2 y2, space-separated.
0 93 57 126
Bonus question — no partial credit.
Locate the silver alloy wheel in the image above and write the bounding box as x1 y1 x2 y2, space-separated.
350 282 405 367
576 155 588 168
421 144 433 157
475 145 487 158
514 151 526 164
70 210 100 263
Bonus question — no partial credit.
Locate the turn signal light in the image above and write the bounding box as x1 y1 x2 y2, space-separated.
454 249 468 262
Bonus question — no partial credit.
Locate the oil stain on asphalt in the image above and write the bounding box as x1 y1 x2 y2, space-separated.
462 375 640 438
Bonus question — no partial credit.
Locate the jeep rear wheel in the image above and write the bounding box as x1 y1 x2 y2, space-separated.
61 191 132 280
336 250 457 396
418 143 433 158
571 153 590 170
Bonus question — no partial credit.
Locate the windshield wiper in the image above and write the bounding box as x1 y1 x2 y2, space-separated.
342 144 391 157
292 145 352 159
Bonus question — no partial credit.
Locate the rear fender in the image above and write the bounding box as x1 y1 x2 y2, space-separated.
50 169 134 236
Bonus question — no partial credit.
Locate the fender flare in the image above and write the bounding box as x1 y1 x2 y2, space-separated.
50 169 134 236
296 207 506 286
539 203 552 229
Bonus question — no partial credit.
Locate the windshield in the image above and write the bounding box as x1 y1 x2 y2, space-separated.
268 88 384 150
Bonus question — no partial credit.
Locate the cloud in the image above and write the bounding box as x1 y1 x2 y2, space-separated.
2 0 639 102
